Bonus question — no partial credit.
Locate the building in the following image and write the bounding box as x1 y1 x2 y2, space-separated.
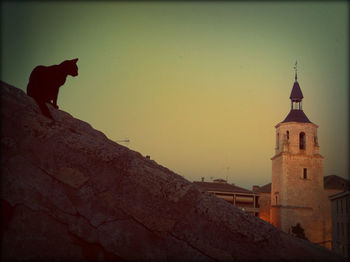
329 190 350 258
269 69 328 245
193 67 349 251
324 175 350 197
253 175 349 249
252 68 349 250
193 179 259 216
252 183 271 222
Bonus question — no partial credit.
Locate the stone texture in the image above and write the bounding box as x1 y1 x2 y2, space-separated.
0 81 344 261
271 121 330 247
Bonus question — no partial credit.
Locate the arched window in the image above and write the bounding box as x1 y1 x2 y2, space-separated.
276 132 279 149
286 131 289 140
299 132 306 150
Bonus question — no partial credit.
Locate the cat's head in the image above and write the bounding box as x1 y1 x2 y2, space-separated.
62 58 79 77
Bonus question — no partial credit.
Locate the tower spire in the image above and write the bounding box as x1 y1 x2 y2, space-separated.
282 63 312 123
294 61 298 81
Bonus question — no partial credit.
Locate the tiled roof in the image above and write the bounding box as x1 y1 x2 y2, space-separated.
289 81 304 101
282 109 311 123
324 175 349 190
193 181 253 194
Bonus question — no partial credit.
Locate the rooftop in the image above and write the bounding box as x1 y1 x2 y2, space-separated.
253 183 271 193
324 175 350 190
289 81 304 101
193 181 253 194
281 109 312 123
329 190 350 201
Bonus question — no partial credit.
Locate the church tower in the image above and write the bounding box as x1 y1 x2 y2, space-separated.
270 65 325 244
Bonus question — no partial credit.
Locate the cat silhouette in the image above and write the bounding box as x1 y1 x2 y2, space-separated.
27 58 79 119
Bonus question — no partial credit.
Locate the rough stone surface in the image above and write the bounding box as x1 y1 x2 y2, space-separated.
0 81 344 261
271 121 332 248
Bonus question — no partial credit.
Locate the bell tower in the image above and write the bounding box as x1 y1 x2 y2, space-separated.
270 63 325 243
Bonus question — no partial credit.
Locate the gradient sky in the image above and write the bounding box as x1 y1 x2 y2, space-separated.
1 1 348 189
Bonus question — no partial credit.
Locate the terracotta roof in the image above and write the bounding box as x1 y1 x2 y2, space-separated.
289 81 304 101
324 175 349 190
193 181 253 194
282 109 311 123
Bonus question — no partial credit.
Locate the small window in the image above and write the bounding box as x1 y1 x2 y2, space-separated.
303 168 307 179
276 132 279 149
286 131 289 140
299 132 306 150
275 196 278 205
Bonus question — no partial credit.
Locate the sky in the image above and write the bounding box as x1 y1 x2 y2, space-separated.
1 1 348 189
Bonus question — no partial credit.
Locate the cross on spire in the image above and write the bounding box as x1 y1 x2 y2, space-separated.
294 61 298 81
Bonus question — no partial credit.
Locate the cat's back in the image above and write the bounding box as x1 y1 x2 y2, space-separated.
27 64 58 88
27 65 56 98
29 64 57 82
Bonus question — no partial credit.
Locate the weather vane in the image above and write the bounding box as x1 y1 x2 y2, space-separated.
294 60 298 81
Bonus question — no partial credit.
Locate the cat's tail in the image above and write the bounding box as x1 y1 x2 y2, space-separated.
34 98 54 120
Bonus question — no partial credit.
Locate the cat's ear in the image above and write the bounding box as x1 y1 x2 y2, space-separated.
72 58 78 63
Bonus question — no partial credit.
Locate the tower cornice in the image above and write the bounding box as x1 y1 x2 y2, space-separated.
271 152 324 160
275 121 318 129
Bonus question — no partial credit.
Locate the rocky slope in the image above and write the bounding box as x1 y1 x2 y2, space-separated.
0 81 343 261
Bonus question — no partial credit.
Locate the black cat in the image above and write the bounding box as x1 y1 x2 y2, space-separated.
27 58 79 119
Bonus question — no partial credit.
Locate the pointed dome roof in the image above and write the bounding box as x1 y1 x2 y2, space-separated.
281 70 312 124
282 109 311 123
289 81 304 101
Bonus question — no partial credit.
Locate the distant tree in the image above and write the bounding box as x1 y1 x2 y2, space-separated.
291 223 308 240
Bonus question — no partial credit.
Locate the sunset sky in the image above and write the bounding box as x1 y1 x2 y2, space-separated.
1 1 348 189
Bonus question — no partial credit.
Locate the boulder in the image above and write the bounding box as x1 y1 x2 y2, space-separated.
0 81 343 261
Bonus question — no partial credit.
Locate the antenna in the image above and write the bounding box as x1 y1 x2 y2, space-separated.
294 60 298 81
116 138 130 145
226 166 230 182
